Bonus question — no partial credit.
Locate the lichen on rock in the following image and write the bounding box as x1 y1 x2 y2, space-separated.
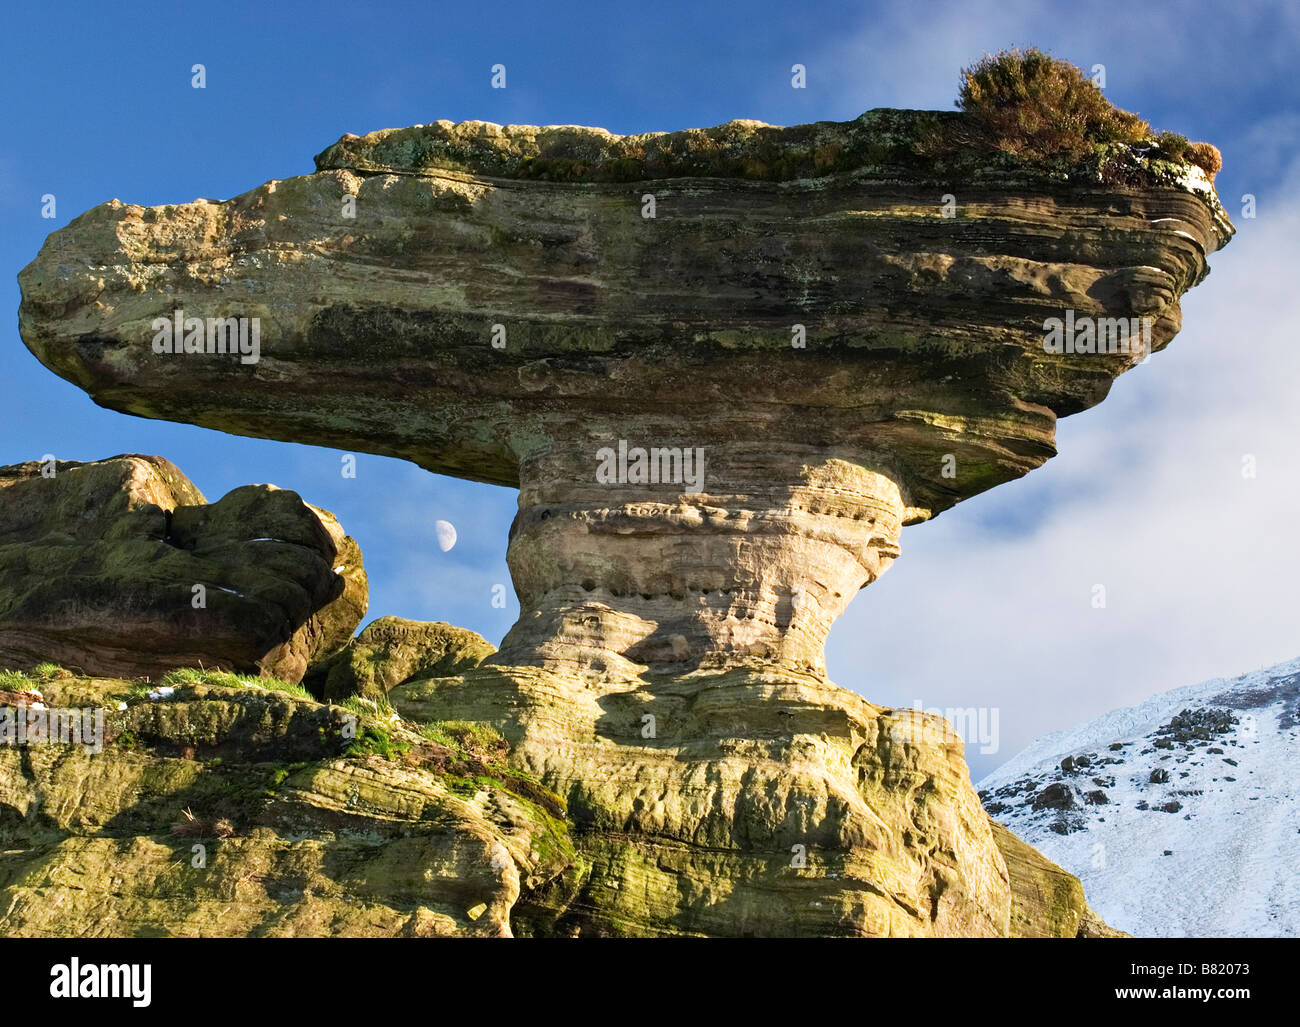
0 671 573 937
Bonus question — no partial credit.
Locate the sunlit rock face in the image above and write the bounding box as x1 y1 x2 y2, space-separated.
16 110 1229 936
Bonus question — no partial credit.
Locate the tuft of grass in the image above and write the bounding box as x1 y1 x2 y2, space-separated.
1150 133 1221 179
158 667 212 687
957 48 1150 162
419 720 507 761
1186 141 1222 178
345 723 410 760
159 667 314 701
340 693 397 719
170 806 236 839
252 678 314 701
0 669 31 690
31 662 73 680
1155 131 1189 162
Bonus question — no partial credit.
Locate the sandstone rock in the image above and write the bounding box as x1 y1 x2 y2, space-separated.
396 662 1012 937
0 455 366 682
17 110 1231 678
15 101 1225 937
0 673 572 937
0 662 1118 938
989 820 1127 938
303 616 495 702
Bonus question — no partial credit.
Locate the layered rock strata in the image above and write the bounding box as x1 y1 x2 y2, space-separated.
17 111 1231 677
0 674 570 937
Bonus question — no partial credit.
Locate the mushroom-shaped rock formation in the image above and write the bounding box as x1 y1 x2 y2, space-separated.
0 455 367 681
18 110 1231 678
17 107 1231 937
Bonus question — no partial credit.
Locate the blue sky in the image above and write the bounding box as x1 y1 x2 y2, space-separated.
2 0 1297 778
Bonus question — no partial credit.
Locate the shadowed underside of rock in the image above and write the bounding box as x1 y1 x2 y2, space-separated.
0 455 367 681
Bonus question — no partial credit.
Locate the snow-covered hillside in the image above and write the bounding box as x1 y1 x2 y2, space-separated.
978 656 1300 937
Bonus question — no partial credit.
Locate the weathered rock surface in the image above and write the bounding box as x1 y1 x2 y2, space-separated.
303 616 495 702
0 455 366 682
393 662 1009 935
17 110 1231 677
989 820 1124 938
392 661 1123 937
0 674 572 937
0 667 1095 938
14 104 1229 936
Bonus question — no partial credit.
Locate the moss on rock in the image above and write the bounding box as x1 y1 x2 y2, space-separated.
0 670 575 937
303 616 494 702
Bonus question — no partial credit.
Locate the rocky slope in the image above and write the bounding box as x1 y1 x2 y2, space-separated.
979 656 1300 937
0 669 571 936
11 91 1233 935
0 455 366 682
0 662 1111 938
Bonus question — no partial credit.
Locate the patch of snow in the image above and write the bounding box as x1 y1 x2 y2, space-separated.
979 655 1300 937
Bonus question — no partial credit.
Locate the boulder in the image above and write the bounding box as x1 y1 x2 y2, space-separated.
1032 782 1075 811
0 455 366 682
303 616 495 702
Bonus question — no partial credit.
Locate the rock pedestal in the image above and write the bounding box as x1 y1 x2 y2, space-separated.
499 441 905 675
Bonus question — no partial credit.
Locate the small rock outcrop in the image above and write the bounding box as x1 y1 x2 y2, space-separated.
989 821 1126 938
304 616 494 702
0 455 367 682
